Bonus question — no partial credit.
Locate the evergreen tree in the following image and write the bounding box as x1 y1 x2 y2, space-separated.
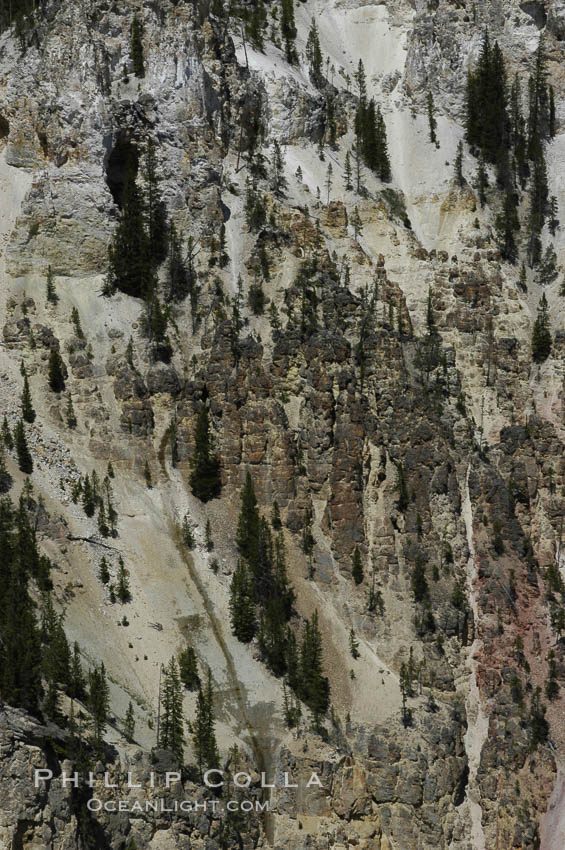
144 459 152 489
107 156 150 298
495 190 520 263
179 646 200 690
130 14 145 78
117 556 131 603
344 150 353 190
2 416 13 451
476 155 488 207
182 514 195 549
189 406 222 502
270 141 287 199
272 500 282 530
46 265 58 305
229 560 257 643
205 519 213 552
297 610 329 727
159 658 185 762
352 546 364 585
71 306 84 339
48 348 65 393
427 92 438 145
142 138 167 268
536 244 558 287
0 496 43 712
548 195 559 237
466 32 510 165
236 471 261 571
14 420 32 474
40 594 71 688
528 36 550 157
99 556 110 585
305 16 322 83
247 0 266 49
349 628 360 659
65 392 77 428
82 474 96 518
527 146 549 267
454 141 464 186
124 700 136 742
87 662 110 748
69 642 86 701
192 668 219 779
165 223 189 302
280 0 297 64
351 206 363 242
21 373 35 423
531 293 552 363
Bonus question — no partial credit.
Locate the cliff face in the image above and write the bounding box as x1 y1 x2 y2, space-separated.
1 0 565 848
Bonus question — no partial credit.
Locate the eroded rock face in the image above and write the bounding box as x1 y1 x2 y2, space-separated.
0 1 564 849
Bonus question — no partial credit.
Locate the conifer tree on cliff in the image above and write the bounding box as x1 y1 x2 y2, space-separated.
108 156 150 298
189 406 222 502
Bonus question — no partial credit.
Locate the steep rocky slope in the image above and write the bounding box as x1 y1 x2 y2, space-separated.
1 1 565 848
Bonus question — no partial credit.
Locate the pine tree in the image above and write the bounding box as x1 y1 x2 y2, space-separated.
349 628 360 659
65 392 77 428
182 514 195 549
528 35 550 157
280 0 297 64
142 138 167 268
130 14 145 78
71 306 84 339
69 641 86 701
466 32 510 165
2 416 13 451
476 155 488 207
14 420 32 474
117 556 131 603
159 658 185 762
21 373 35 423
247 0 266 49
189 406 222 502
192 668 219 779
548 195 559 237
297 610 329 727
531 293 552 363
344 150 353 190
82 473 96 517
229 561 257 642
88 662 110 748
205 519 213 552
454 140 464 186
270 140 287 198
236 471 261 572
305 16 322 83
351 206 363 242
527 147 549 267
536 244 558 287
124 700 136 742
179 646 200 690
99 556 110 585
40 594 71 688
98 501 109 537
48 348 65 393
144 459 152 489
272 500 282 530
325 162 333 205
107 156 150 298
427 92 438 145
46 265 58 305
165 223 189 302
352 546 364 585
495 191 520 263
